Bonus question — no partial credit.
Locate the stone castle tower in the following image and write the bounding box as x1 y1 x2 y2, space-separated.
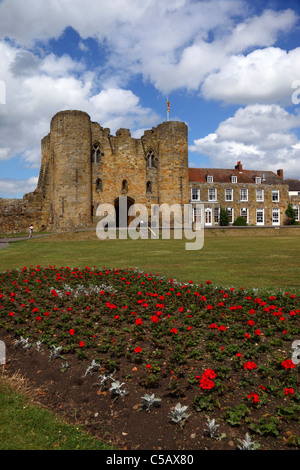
0 110 190 232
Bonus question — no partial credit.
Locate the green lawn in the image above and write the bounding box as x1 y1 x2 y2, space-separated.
0 379 114 450
0 228 299 290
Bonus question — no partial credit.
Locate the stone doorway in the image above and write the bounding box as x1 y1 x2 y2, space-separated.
114 196 135 227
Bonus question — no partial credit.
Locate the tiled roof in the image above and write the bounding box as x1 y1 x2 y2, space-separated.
188 166 285 185
285 179 300 191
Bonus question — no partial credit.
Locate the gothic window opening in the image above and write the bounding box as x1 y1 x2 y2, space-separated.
96 178 103 192
146 181 152 193
146 148 157 168
91 143 102 163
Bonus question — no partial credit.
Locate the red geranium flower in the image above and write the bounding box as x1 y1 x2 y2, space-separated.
247 392 259 403
203 368 216 379
151 315 159 323
282 359 296 369
200 376 215 390
243 361 257 370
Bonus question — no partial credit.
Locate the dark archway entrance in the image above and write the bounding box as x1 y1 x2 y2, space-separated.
114 196 135 227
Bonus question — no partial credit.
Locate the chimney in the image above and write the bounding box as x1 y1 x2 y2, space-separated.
277 169 283 179
235 161 242 171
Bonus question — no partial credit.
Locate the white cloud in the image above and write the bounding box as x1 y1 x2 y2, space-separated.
0 0 298 99
189 104 300 179
202 47 300 105
0 40 160 173
0 176 38 198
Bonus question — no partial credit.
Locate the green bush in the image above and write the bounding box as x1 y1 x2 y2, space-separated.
232 216 247 226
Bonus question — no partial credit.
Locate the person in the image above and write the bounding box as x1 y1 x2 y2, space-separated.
28 224 33 239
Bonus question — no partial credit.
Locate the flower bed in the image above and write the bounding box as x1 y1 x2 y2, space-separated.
0 265 299 450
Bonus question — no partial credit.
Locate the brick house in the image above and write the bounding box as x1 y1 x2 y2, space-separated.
285 179 300 222
189 161 290 226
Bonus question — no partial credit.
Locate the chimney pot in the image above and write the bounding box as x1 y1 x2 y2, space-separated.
277 169 283 178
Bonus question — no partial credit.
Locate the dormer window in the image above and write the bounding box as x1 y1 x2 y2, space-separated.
207 175 213 183
231 175 237 183
255 176 261 184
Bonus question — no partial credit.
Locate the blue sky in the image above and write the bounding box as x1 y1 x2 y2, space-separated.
0 0 300 198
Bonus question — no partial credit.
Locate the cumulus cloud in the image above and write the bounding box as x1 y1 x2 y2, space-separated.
202 47 300 105
0 40 159 173
0 176 38 198
189 104 300 179
0 1 298 98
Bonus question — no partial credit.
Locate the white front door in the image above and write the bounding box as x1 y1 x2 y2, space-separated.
205 208 212 226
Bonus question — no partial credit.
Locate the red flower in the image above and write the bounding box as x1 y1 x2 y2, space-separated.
247 392 259 403
69 328 75 336
151 315 159 323
200 376 215 389
218 325 227 331
79 341 85 348
284 387 294 395
243 361 257 370
282 359 296 369
135 318 143 326
203 368 216 379
134 346 142 353
209 323 217 329
170 328 178 334
197 368 216 390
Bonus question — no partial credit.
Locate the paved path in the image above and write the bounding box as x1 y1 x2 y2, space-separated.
0 234 51 250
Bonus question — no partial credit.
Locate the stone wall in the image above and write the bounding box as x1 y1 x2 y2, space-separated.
0 190 46 233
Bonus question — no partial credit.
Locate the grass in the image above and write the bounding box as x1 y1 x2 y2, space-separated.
0 374 114 450
1 227 300 290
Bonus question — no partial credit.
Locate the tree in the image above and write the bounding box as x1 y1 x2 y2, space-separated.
285 204 297 225
219 207 230 226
